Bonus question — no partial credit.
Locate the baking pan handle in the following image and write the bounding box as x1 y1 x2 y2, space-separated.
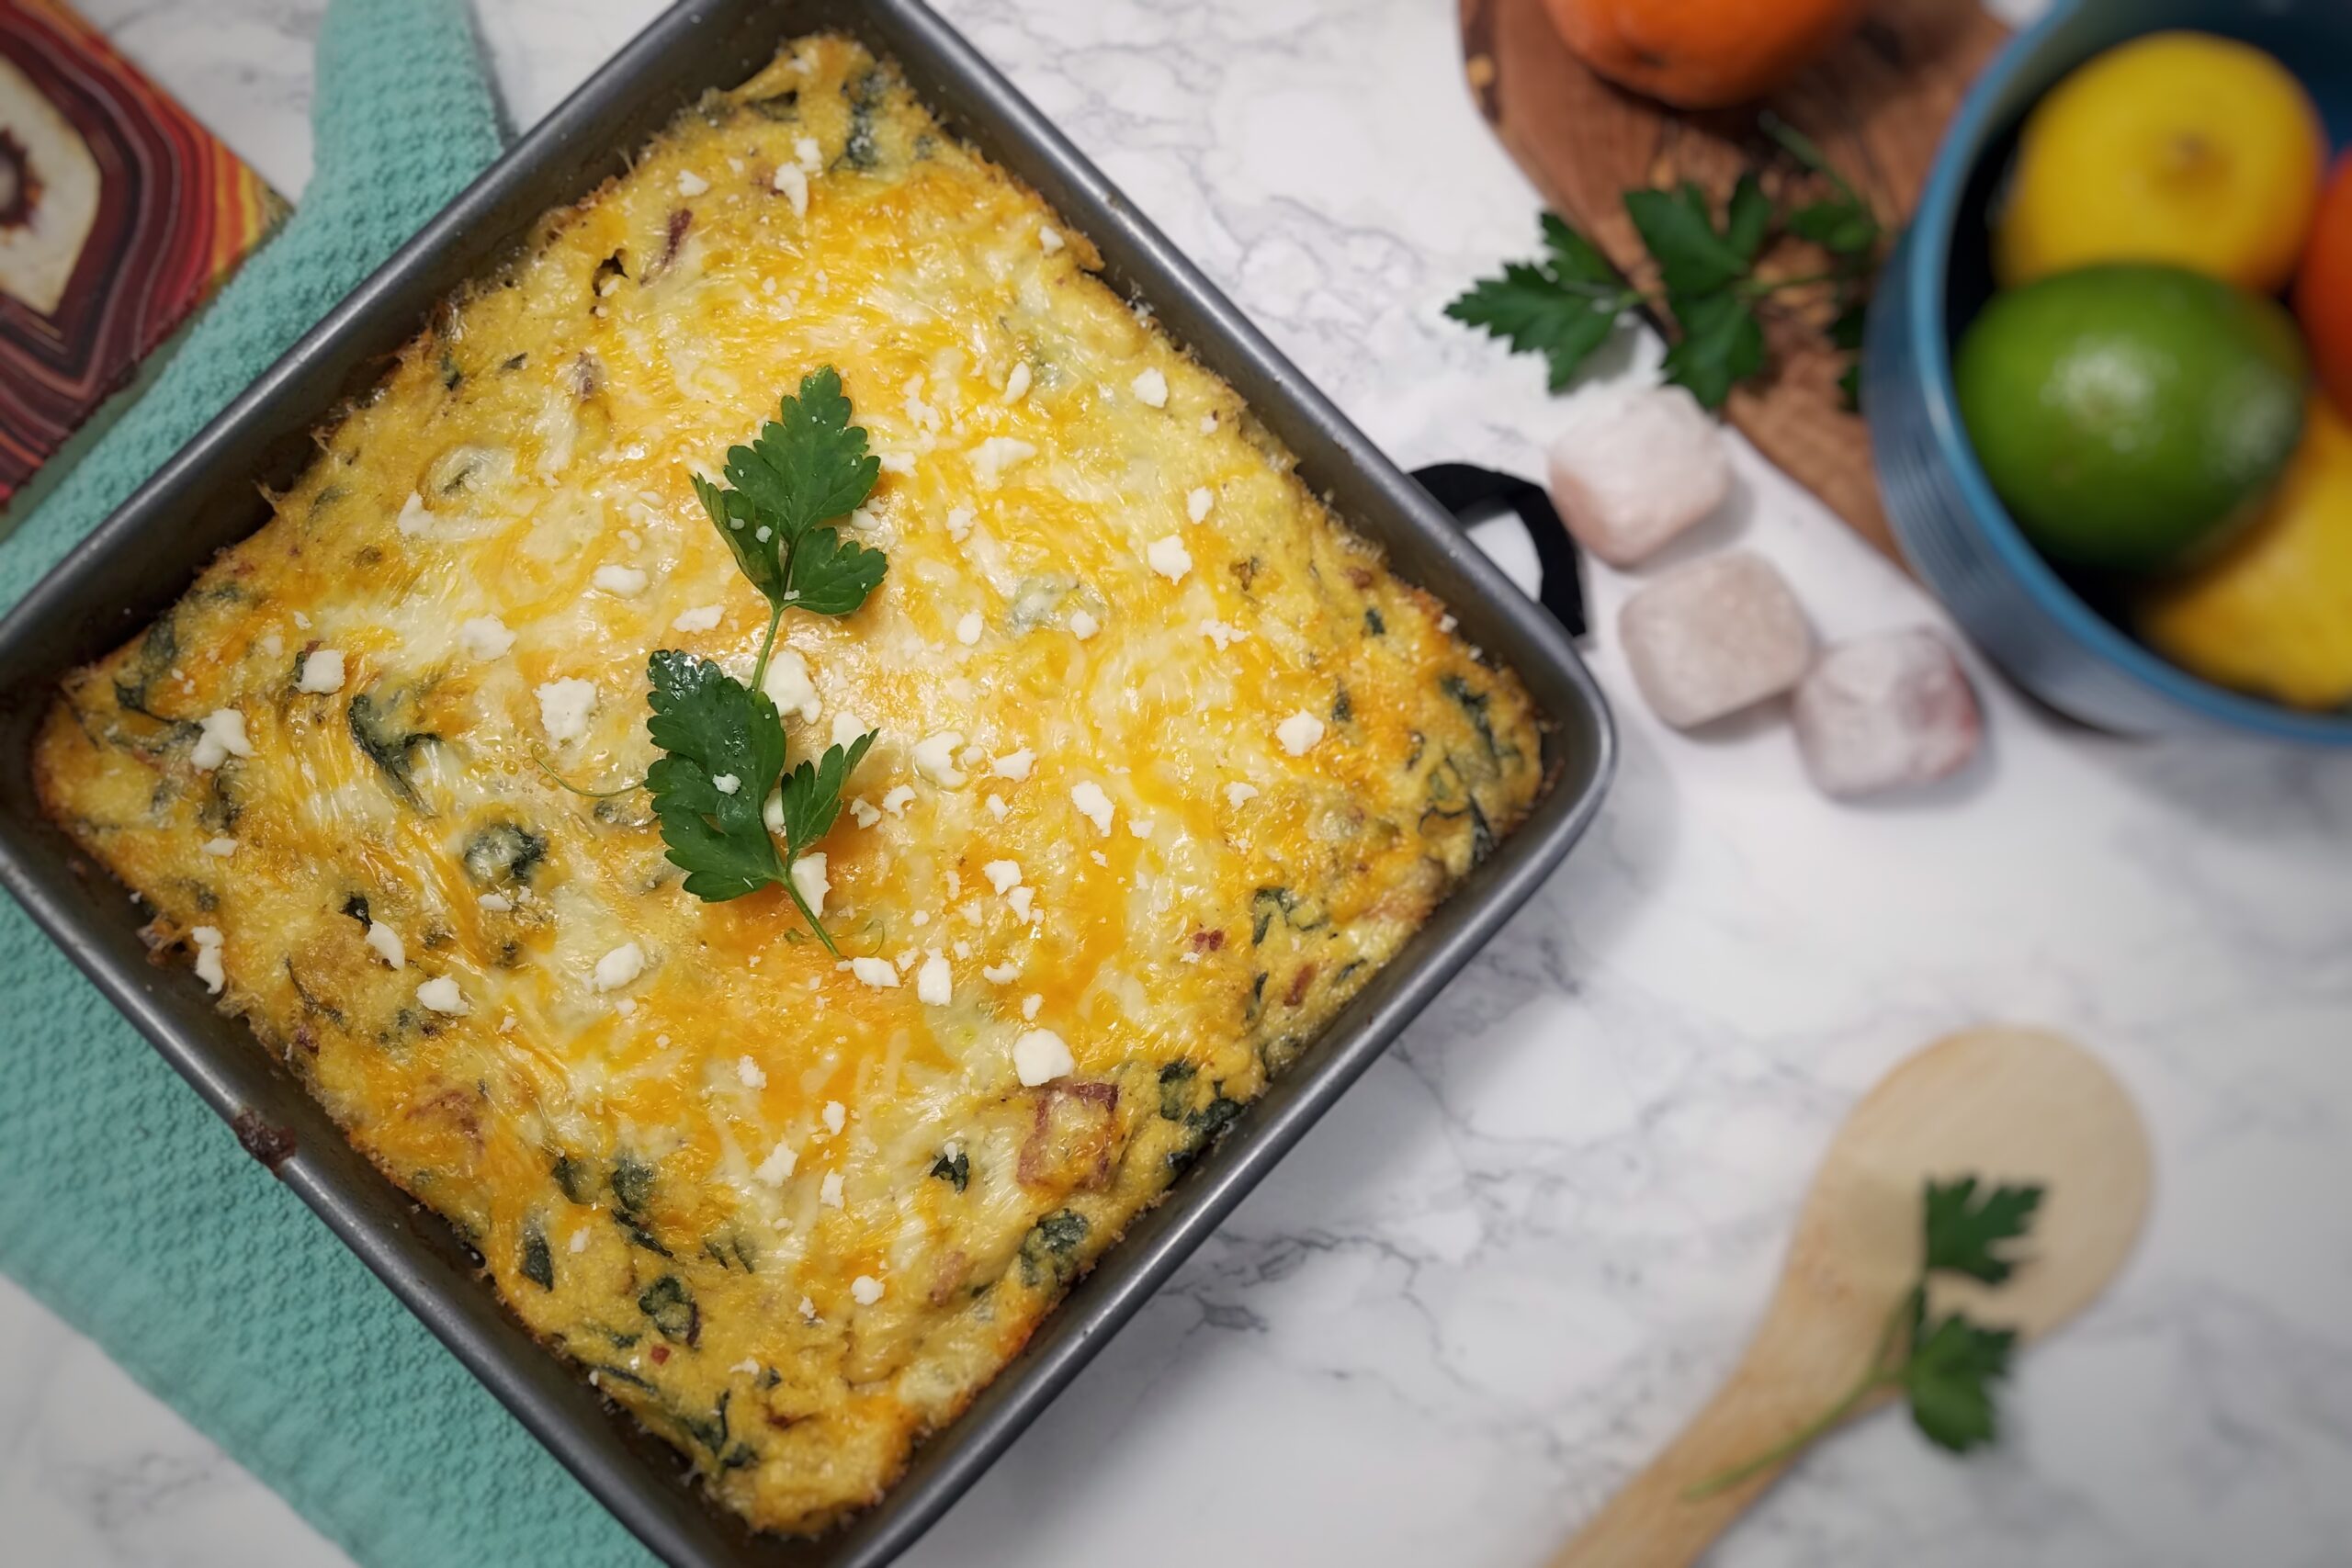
1410 463 1587 638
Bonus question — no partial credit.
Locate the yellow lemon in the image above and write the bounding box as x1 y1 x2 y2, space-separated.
1995 31 2324 292
2139 397 2352 711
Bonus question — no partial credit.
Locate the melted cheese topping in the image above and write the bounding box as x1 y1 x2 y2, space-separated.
35 36 1544 1536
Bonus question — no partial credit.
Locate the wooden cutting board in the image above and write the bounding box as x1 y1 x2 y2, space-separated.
1457 0 2012 562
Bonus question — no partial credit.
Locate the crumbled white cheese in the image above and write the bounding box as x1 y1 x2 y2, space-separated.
296 649 345 694
395 491 431 536
799 1295 819 1322
850 1274 884 1305
985 794 1009 821
1277 711 1327 755
984 861 1022 894
880 784 915 817
200 836 238 858
989 749 1035 781
1069 609 1100 640
1038 225 1064 254
189 926 225 994
850 956 899 989
365 922 406 970
676 169 709 197
877 450 914 476
967 436 1036 486
416 976 467 1014
1008 886 1036 919
913 731 966 786
1012 1028 1075 1086
672 604 723 632
459 615 515 660
1201 412 1218 434
738 1055 766 1089
1131 367 1170 409
1187 487 1215 523
1227 782 1260 808
790 852 830 915
771 161 808 215
593 564 649 597
831 712 869 750
1147 535 1193 582
1201 619 1247 650
258 633 283 659
1129 815 1155 840
820 1172 845 1208
190 708 253 771
753 1143 798 1185
916 950 951 1005
952 611 984 648
982 961 1018 985
570 1229 591 1254
848 795 881 829
795 135 821 173
536 679 597 745
478 893 514 912
594 941 645 992
760 649 820 723
1001 361 1032 404
1023 993 1043 1021
713 773 741 795
945 505 975 542
1069 781 1114 835
822 1100 846 1134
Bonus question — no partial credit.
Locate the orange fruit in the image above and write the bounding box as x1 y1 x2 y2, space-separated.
2294 153 2352 421
1542 0 1867 110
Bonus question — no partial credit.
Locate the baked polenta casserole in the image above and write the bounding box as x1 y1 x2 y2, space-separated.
34 34 1544 1536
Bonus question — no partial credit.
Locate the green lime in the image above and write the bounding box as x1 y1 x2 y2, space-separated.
1953 263 2307 573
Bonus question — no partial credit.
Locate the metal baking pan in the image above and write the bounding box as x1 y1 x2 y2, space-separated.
0 1 1613 1562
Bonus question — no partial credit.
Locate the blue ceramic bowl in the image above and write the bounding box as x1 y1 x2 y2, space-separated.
1864 0 2352 741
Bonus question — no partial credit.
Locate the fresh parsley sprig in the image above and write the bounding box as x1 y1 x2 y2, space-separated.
1445 126 1883 410
1684 1176 2044 1500
643 367 887 951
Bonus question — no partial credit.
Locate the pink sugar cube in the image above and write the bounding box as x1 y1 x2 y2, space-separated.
1792 629 1982 797
1546 385 1733 567
1619 551 1813 728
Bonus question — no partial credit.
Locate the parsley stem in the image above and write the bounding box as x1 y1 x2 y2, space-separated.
778 866 840 956
1681 1288 1917 1502
749 604 786 698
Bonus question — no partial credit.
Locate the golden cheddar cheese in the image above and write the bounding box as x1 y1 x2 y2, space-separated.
34 35 1544 1535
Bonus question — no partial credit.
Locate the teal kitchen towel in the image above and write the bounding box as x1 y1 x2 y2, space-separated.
0 3 653 1564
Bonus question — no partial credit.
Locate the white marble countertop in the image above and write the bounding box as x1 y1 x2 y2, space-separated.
8 1 2352 1564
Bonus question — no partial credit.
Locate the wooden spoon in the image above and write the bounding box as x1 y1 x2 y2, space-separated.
1552 1025 2152 1568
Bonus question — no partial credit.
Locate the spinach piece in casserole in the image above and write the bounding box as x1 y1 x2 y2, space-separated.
645 367 887 951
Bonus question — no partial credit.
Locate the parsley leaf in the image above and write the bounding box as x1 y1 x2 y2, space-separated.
1447 124 1882 411
1685 1171 2044 1499
692 366 887 689
1902 1307 2016 1451
1623 186 1749 298
1788 199 1882 256
1922 1177 2043 1284
775 732 876 860
643 650 787 902
1662 289 1766 411
1724 171 1772 265
784 525 891 616
1444 214 1636 391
